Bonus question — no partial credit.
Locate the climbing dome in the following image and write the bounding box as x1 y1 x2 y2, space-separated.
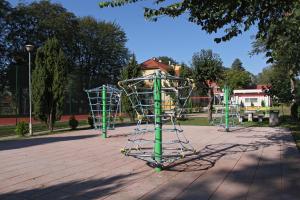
118 70 195 170
212 104 240 129
85 85 121 137
211 86 241 131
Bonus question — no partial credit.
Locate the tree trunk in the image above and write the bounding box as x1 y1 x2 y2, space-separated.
207 87 214 122
48 109 54 132
289 70 298 119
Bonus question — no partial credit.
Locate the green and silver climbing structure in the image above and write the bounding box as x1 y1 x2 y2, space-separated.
118 70 195 171
211 85 241 131
85 85 121 138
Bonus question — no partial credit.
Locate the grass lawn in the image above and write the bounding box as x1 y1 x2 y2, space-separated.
0 120 89 138
0 117 213 138
176 117 210 126
176 117 269 127
0 118 135 139
242 120 269 127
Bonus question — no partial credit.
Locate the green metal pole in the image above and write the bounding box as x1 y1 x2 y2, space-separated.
225 85 229 132
154 70 162 172
102 86 107 138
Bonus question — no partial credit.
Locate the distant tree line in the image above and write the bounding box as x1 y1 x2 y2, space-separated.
1 0 299 123
0 0 129 116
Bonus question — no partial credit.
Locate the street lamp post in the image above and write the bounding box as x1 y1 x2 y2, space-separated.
25 44 34 136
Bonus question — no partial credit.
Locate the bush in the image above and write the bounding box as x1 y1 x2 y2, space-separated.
87 115 94 128
69 115 78 130
188 100 193 113
291 103 299 119
15 121 29 136
261 100 265 107
240 100 244 108
118 115 124 123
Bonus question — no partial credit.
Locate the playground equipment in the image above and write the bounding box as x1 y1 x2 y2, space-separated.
119 70 195 171
212 85 240 132
85 85 121 138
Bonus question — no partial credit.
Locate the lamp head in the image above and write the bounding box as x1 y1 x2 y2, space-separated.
25 44 34 52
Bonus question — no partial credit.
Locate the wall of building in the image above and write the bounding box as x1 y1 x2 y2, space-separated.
233 94 271 107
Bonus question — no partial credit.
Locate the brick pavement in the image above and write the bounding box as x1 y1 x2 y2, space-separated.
0 125 299 200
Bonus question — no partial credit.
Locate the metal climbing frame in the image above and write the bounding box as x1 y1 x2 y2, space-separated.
118 70 195 171
85 85 121 138
211 86 240 131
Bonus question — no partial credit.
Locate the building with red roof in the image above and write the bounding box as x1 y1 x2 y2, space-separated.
140 57 181 76
233 85 271 107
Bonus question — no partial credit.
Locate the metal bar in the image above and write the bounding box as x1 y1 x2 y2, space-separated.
154 70 162 172
225 85 229 132
28 51 32 136
102 86 107 138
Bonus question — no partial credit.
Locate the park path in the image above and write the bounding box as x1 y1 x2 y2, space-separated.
0 125 299 200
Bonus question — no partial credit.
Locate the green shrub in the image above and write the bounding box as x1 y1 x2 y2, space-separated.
87 115 94 128
118 115 124 123
261 100 266 107
188 100 193 113
240 100 244 108
15 121 29 136
291 103 299 119
69 115 78 130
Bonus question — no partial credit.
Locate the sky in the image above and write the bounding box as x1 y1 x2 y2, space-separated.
9 0 268 75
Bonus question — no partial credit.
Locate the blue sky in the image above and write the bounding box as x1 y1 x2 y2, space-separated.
10 0 268 74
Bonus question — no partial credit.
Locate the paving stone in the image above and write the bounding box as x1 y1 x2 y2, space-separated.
0 126 299 200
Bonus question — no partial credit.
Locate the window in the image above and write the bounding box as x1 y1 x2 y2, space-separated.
245 98 258 103
250 98 258 102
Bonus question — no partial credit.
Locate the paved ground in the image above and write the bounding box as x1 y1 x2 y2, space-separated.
0 125 299 200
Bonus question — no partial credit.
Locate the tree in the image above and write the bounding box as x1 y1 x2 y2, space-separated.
2 1 129 115
268 65 293 105
273 44 299 119
256 66 274 84
252 4 300 118
226 59 252 89
32 38 67 131
120 54 141 121
256 64 300 119
257 65 295 107
76 16 128 88
7 0 78 60
191 49 223 121
222 69 252 90
4 0 78 114
0 0 11 92
179 63 192 79
231 59 245 71
157 56 177 66
72 16 129 113
100 0 296 44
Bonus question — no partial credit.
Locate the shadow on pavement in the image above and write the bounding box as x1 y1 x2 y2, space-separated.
164 141 270 172
0 171 141 200
0 134 98 151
